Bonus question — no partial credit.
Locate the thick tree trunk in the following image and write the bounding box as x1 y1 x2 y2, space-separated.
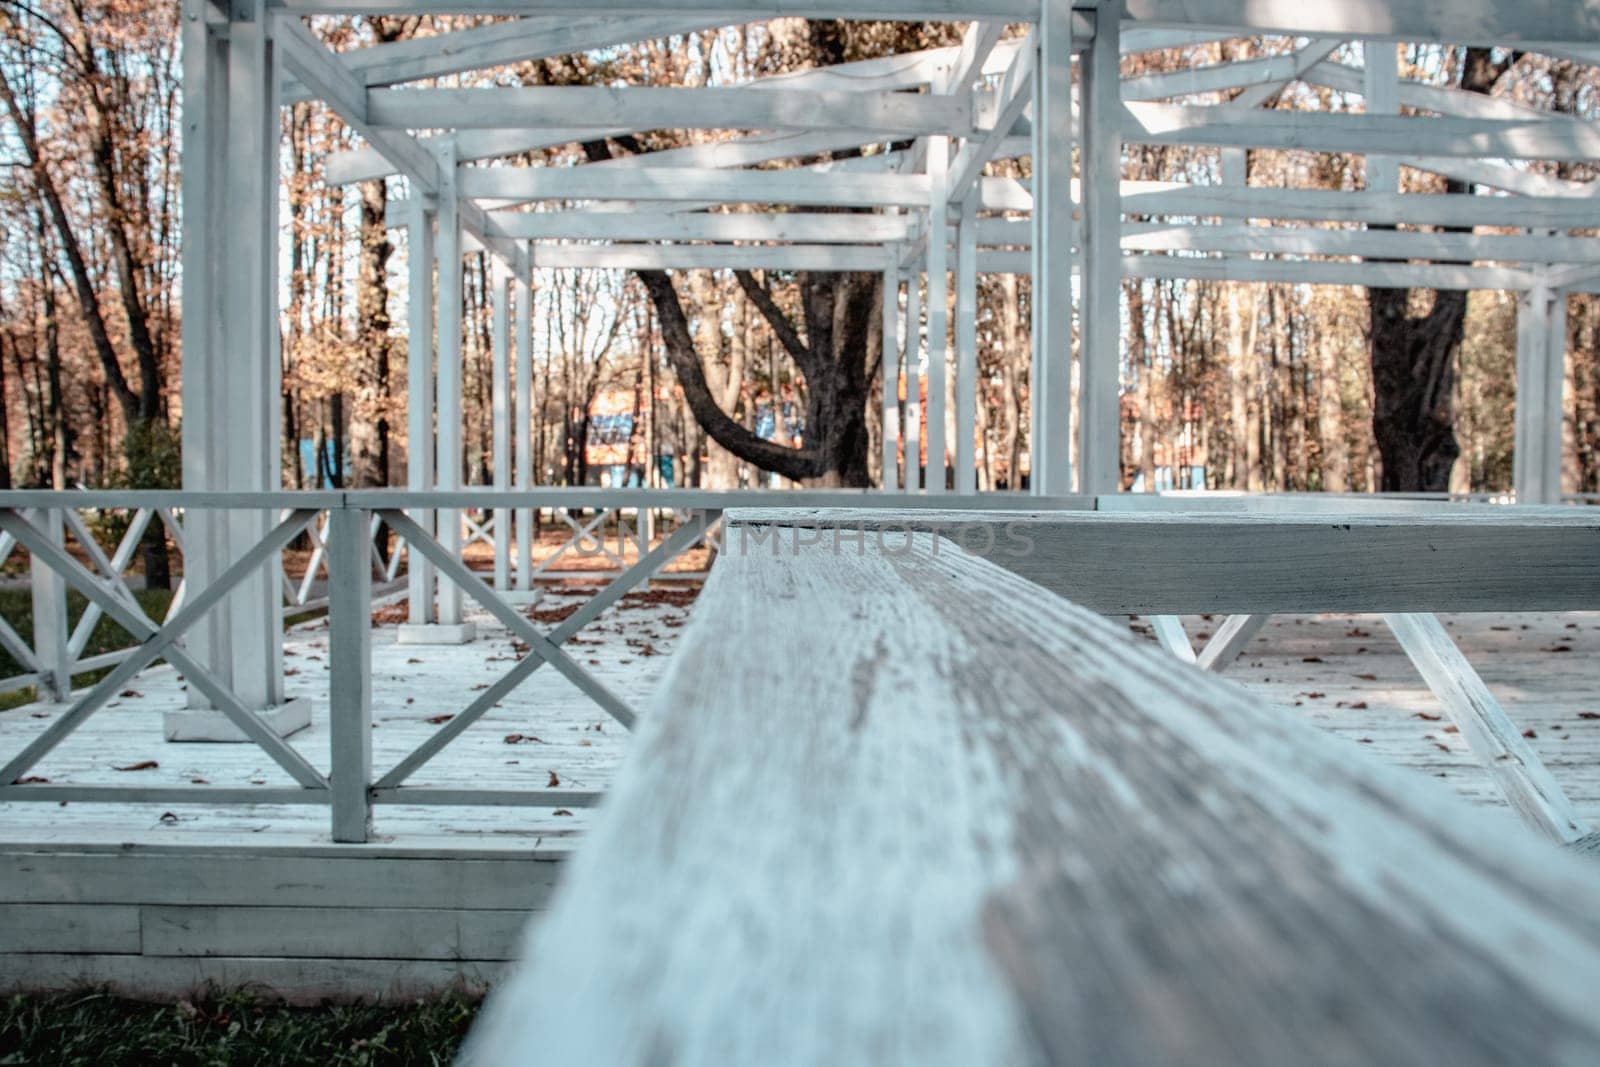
352 178 394 489
1368 286 1468 491
1366 47 1512 492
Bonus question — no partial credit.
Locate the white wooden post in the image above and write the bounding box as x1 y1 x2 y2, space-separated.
491 257 511 591
406 192 437 624
904 260 923 490
1514 286 1566 505
328 506 373 843
515 267 534 591
954 186 979 493
431 138 470 637
179 0 226 695
925 135 950 494
1078 1 1122 495
1363 41 1399 195
175 0 306 739
1031 0 1075 495
27 509 70 703
881 256 901 491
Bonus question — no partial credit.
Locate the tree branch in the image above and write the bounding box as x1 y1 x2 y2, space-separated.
734 269 812 370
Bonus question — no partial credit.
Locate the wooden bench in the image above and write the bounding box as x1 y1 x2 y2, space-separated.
728 507 1600 844
464 509 1600 1065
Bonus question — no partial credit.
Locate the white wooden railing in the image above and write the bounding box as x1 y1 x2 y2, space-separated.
0 488 1071 839
0 488 1593 842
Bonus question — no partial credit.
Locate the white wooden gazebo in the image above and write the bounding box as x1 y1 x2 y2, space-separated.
3 0 1600 1017
177 0 1600 686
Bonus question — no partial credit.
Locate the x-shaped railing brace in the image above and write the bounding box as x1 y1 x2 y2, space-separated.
374 508 720 788
0 508 329 791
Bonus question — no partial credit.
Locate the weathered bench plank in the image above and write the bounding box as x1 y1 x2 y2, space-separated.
465 519 1600 1066
728 507 1600 614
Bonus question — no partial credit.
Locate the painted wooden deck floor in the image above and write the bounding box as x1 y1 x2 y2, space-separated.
0 593 1596 848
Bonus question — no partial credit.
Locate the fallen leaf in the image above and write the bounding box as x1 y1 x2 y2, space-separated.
119 689 142 698
190 778 209 784
1579 713 1600 720
547 771 560 787
1350 701 1368 709
114 760 158 772
1353 673 1377 681
1413 712 1442 721
1302 656 1324 663
17 775 48 784
552 808 574 816
424 714 454 725
504 733 546 745
159 811 179 824
1523 729 1538 739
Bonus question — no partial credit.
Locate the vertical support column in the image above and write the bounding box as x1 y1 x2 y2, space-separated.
28 509 70 703
176 0 306 737
904 257 923 490
925 137 951 494
953 187 979 494
881 254 901 491
406 193 437 625
1031 0 1075 495
1514 286 1566 505
1363 41 1399 195
222 0 283 712
432 139 468 635
515 265 534 591
179 0 226 691
328 506 373 843
1078 2 1122 496
491 258 511 592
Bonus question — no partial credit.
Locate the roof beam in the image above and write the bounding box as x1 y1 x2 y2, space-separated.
949 31 1035 203
1124 183 1600 229
1393 155 1599 199
1123 102 1600 161
1302 61 1590 126
945 20 1009 94
1116 222 1600 263
329 126 640 186
284 15 715 102
1122 41 1341 101
460 166 933 207
368 84 973 136
530 243 887 270
1118 0 1600 46
273 16 527 279
495 211 917 242
974 216 1600 265
323 37 1024 185
977 249 1539 288
275 0 1038 16
273 15 440 190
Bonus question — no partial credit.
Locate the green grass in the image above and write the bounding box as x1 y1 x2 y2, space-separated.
0 587 178 711
0 989 480 1066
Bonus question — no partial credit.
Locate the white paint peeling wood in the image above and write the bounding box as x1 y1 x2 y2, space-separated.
465 520 1600 1066
729 508 1600 615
